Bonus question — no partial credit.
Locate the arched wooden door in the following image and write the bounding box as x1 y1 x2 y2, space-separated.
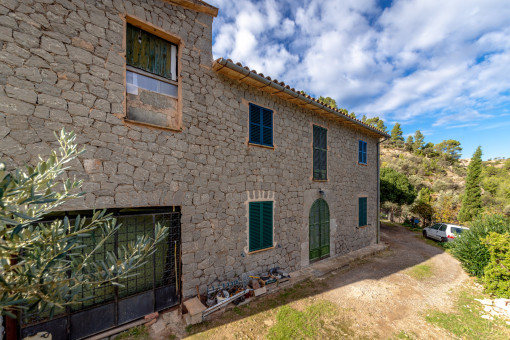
309 199 330 261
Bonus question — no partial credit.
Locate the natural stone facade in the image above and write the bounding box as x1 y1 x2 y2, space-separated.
0 0 386 298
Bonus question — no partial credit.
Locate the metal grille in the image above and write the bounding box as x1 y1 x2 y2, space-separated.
20 207 181 340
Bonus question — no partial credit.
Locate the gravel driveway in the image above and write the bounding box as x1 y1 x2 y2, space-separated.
319 223 469 338
170 223 471 339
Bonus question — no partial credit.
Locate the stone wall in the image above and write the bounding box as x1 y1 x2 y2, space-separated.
0 0 380 298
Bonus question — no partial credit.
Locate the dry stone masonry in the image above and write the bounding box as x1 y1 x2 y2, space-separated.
0 0 385 298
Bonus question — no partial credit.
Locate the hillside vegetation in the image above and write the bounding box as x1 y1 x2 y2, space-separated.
379 129 510 224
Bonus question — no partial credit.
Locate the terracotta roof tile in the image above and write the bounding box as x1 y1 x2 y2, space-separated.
213 58 389 137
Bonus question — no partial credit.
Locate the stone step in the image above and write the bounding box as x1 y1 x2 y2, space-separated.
183 297 207 316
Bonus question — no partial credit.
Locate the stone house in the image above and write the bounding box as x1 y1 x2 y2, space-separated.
0 0 388 338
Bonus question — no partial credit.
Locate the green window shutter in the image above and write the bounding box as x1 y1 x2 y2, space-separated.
358 140 363 163
320 128 327 179
363 141 367 164
359 140 367 164
126 23 177 80
262 108 273 146
313 125 327 180
249 104 261 144
359 197 367 227
249 202 261 252
261 201 273 248
249 201 273 252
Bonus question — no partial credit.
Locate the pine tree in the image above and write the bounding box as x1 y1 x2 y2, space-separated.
458 146 483 222
318 96 337 109
365 117 387 133
390 123 404 146
405 135 414 152
413 130 425 151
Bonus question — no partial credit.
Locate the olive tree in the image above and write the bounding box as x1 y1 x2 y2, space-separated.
0 129 168 318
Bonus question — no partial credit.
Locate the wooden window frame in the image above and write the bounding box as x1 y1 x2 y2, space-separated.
126 22 178 81
123 16 183 131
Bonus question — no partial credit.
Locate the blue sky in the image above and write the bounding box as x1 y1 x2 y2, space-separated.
208 0 510 160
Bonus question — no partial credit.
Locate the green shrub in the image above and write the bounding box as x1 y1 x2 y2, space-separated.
481 232 510 298
449 214 510 277
402 218 413 228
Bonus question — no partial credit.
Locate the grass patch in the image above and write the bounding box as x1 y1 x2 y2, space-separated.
382 219 448 250
391 330 418 339
417 234 451 251
425 289 510 339
185 279 325 336
406 263 434 280
267 300 354 340
118 325 149 340
382 220 422 232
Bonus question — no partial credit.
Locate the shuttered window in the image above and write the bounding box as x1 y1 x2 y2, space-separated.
313 125 327 180
358 197 367 227
249 201 273 252
249 103 273 147
358 140 367 164
126 23 177 81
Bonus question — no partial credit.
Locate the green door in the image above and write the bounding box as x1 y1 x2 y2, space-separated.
309 199 330 261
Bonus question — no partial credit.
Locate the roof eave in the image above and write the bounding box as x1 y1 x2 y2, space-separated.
213 58 390 139
163 0 218 17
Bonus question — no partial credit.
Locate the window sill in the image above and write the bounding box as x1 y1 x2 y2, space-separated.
247 246 275 255
358 162 368 166
124 119 182 132
356 224 372 229
248 143 275 150
312 179 328 182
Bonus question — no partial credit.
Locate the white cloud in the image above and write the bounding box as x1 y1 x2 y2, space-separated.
208 0 510 128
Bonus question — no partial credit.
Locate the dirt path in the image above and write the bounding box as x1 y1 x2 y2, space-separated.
318 223 469 339
179 223 471 339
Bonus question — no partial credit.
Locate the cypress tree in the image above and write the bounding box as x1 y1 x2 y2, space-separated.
458 146 483 222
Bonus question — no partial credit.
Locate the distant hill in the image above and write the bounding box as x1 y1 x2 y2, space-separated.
380 142 510 222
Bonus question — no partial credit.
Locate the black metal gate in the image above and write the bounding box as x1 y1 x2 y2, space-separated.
20 207 181 340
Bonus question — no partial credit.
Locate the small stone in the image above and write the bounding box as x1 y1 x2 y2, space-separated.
38 94 67 110
67 45 93 65
5 85 37 104
475 299 493 306
0 126 11 139
83 159 102 174
151 318 166 334
41 36 67 55
494 299 510 310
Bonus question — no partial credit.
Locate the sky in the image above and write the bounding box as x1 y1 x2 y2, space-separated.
207 0 510 160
